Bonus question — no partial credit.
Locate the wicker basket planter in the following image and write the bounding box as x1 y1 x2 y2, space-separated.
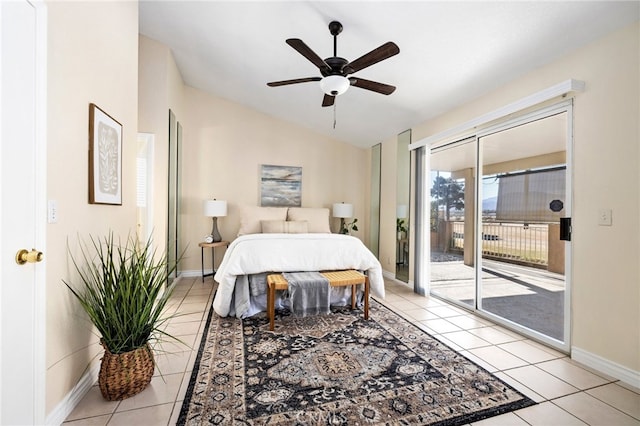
98 341 155 401
64 234 179 402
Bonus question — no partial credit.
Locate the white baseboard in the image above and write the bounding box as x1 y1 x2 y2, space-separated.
46 362 99 425
179 269 203 278
382 269 395 280
572 346 640 388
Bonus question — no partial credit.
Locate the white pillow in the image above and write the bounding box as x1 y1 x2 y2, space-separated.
237 206 288 236
286 207 331 233
261 220 308 234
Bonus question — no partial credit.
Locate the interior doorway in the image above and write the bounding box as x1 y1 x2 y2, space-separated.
429 104 572 351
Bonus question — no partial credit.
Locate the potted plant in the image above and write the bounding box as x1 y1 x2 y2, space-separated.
63 232 178 401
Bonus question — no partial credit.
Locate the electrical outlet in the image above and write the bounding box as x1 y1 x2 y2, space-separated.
48 200 58 224
598 209 612 226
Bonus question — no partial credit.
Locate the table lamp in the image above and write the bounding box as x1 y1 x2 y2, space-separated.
332 202 353 234
203 199 227 242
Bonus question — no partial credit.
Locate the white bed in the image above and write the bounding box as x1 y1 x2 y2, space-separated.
212 233 385 318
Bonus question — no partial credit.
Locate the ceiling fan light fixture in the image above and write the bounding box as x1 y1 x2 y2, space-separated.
320 75 350 96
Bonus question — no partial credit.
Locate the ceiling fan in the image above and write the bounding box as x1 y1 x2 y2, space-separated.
267 21 400 107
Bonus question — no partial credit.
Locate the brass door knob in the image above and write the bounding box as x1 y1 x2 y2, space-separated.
15 249 44 265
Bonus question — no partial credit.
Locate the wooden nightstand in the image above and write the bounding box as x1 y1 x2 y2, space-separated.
198 241 229 283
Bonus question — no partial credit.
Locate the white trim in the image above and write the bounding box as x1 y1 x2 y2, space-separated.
0 6 4 422
46 363 99 426
409 79 585 150
34 1 48 424
563 102 574 352
418 147 430 295
180 269 205 278
475 134 483 315
572 346 640 388
475 100 573 139
382 269 395 280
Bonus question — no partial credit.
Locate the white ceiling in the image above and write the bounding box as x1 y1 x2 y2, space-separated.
139 1 639 149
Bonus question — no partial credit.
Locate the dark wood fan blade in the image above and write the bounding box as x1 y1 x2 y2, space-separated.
322 94 335 107
267 77 321 87
347 41 399 74
286 39 330 71
349 77 396 95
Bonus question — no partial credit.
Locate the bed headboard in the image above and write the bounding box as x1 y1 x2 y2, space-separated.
237 205 331 236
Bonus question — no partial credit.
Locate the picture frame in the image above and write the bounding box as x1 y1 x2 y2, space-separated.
89 103 122 205
260 164 302 207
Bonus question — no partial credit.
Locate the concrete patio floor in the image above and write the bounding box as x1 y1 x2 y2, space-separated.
430 255 565 341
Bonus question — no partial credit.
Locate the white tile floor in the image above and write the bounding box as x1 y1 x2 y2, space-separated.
64 276 640 426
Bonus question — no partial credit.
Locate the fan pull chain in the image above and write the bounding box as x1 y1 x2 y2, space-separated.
333 103 337 129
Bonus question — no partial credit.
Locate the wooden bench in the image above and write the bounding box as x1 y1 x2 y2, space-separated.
266 270 370 331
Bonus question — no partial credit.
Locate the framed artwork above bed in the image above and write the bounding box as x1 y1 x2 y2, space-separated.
260 164 302 207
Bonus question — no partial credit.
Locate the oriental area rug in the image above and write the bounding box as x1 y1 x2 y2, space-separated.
177 300 535 425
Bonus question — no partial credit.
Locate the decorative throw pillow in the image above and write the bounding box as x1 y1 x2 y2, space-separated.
284 220 308 233
237 205 288 236
286 207 331 233
261 220 308 234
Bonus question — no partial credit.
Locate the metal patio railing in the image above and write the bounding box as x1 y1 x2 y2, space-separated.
450 221 549 266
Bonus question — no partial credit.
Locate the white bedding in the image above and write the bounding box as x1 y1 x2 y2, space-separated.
212 233 385 318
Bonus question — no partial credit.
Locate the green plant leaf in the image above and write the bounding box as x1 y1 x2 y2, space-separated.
63 232 182 354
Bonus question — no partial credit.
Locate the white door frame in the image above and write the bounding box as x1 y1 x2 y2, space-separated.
474 100 573 352
0 0 47 423
426 100 573 353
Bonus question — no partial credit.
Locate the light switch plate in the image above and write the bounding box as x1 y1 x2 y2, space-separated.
48 200 58 224
598 209 612 226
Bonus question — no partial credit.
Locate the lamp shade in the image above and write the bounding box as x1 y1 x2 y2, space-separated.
396 204 408 219
333 202 353 218
203 199 227 217
320 75 350 96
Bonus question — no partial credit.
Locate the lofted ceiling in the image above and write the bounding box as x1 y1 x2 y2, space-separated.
139 1 639 149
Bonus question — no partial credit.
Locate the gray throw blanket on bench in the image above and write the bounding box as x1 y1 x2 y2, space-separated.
282 271 330 317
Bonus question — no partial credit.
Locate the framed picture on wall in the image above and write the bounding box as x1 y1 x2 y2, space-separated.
260 164 302 207
89 103 122 205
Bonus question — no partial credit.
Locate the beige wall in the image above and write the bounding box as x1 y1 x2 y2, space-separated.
177 86 369 272
403 22 639 373
45 1 139 415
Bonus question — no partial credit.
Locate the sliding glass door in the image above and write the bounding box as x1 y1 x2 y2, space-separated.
429 138 476 309
428 104 572 350
478 112 569 344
